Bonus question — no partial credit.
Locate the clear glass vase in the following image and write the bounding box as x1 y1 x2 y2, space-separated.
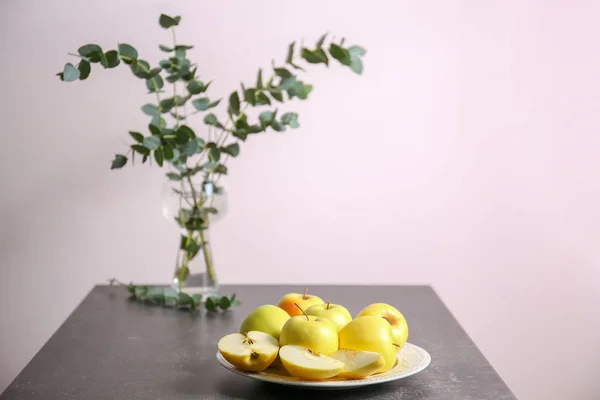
161 173 227 299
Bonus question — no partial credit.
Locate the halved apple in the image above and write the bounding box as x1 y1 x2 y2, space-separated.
218 331 279 372
331 349 386 379
279 345 344 380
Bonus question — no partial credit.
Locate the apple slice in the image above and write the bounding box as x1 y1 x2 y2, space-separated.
279 345 344 380
218 331 279 372
331 349 386 379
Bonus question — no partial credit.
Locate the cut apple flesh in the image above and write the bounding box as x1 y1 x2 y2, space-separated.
331 349 386 379
218 331 279 372
279 345 344 380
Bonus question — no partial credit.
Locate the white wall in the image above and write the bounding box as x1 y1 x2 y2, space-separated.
1 0 599 398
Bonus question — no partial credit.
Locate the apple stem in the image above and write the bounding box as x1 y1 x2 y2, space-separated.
303 288 308 299
326 301 330 310
294 303 310 321
392 343 400 348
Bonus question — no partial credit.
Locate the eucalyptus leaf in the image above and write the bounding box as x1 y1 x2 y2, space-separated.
129 131 144 143
148 124 162 136
159 14 180 29
144 136 161 150
78 44 102 61
62 63 80 81
131 144 150 156
349 46 367 57
78 60 91 80
256 69 263 88
146 75 164 92
274 67 293 78
111 154 127 169
316 32 328 48
228 91 240 115
209 147 220 162
281 112 299 128
187 80 207 95
159 44 174 52
203 113 223 128
221 143 240 157
160 97 176 113
192 97 210 111
118 43 138 63
141 104 160 116
162 144 174 160
259 111 276 127
183 139 199 156
167 172 182 181
243 88 256 106
286 41 295 64
256 92 271 105
154 147 164 166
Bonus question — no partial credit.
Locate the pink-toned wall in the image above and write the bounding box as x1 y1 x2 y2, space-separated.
1 0 599 398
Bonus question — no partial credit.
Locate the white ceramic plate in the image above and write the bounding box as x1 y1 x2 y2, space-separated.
216 343 431 390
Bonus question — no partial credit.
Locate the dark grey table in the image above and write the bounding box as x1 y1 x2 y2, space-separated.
1 285 517 399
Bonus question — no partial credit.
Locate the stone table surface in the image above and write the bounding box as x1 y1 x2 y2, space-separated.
1 285 517 399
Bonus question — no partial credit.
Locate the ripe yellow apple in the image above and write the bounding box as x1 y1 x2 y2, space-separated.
331 349 385 379
217 331 280 372
338 316 397 373
239 305 290 340
279 305 339 356
305 302 352 332
356 303 409 348
279 345 343 380
277 289 324 317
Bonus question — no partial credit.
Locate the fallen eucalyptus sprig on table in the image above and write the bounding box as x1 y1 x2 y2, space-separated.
108 278 240 312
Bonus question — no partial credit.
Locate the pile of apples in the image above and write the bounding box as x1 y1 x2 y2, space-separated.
217 289 409 381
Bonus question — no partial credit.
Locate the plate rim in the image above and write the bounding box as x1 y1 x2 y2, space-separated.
216 342 431 388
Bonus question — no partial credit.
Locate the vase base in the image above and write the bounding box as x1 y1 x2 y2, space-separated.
172 272 218 301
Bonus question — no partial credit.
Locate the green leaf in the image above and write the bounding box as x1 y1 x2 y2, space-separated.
256 69 263 88
159 59 171 69
286 41 295 64
316 32 328 48
78 44 102 61
203 113 223 128
148 124 162 136
131 59 151 78
167 172 182 181
187 80 208 95
232 130 248 141
147 75 164 92
286 80 313 100
159 14 180 28
101 50 121 68
183 139 199 156
302 48 328 65
243 88 256 106
231 299 241 306
62 63 80 81
268 89 284 103
219 296 231 310
202 161 219 170
175 48 186 59
159 44 174 52
191 97 210 111
176 125 194 144
160 97 176 113
214 164 228 175
228 91 240 115
271 121 286 132
329 43 351 66
154 148 164 166
274 67 293 78
147 68 161 78
281 112 299 128
205 297 217 312
129 131 144 143
256 92 271 105
349 46 367 57
144 136 161 150
151 115 166 128
78 60 91 80
131 144 150 156
209 147 220 162
162 144 174 160
141 104 160 116
111 154 127 169
259 111 276 127
221 143 240 157
118 43 138 63
350 57 363 75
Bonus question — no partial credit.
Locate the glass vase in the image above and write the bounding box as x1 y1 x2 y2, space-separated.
161 173 227 300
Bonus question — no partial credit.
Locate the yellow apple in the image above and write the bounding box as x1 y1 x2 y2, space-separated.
239 305 290 340
217 331 280 372
356 303 409 348
279 345 343 380
306 302 352 332
331 349 385 379
279 304 339 355
277 289 324 317
338 316 397 373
